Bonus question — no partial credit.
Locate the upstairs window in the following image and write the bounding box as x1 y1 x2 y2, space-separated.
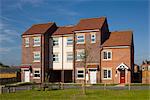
67 37 73 46
67 52 73 62
91 33 96 43
76 49 85 61
77 34 85 44
25 38 29 47
33 37 41 47
53 38 59 46
33 52 40 62
103 69 112 79
103 50 112 60
53 53 59 62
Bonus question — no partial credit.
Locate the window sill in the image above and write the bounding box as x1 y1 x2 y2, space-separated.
33 45 41 47
102 78 112 80
25 46 29 47
53 61 59 63
77 78 84 80
91 42 96 43
76 42 85 45
33 60 40 63
102 59 112 61
33 77 40 79
76 60 83 62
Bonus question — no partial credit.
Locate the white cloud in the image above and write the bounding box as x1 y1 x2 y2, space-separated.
0 22 20 44
20 0 45 6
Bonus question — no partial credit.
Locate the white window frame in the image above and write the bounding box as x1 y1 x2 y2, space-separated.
25 37 29 47
102 68 112 80
53 38 59 46
77 68 85 79
33 37 41 47
33 51 40 62
66 37 73 46
67 52 73 62
76 49 85 61
91 32 96 43
53 53 59 63
33 68 40 79
102 50 112 61
76 34 85 44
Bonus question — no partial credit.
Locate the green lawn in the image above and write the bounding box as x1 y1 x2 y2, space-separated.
0 89 149 100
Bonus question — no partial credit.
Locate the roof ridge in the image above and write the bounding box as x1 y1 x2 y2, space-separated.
58 25 74 28
79 16 106 20
111 30 133 33
32 22 54 26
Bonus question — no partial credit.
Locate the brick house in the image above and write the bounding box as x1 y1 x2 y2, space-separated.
21 17 134 84
21 23 57 83
141 60 150 84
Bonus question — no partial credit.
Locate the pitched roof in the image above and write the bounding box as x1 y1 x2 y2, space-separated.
52 26 74 36
102 31 133 47
74 17 106 31
23 22 55 35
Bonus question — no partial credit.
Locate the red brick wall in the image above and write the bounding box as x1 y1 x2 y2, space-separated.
101 47 132 84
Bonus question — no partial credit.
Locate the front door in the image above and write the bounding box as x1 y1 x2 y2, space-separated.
120 70 125 83
24 71 30 82
89 69 97 84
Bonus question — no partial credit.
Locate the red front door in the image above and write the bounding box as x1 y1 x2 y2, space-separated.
120 70 125 83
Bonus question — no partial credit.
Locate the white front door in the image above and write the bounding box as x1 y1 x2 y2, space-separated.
24 71 30 82
90 70 97 84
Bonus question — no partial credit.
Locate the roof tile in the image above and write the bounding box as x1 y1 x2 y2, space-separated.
102 31 133 46
74 17 106 31
23 23 54 35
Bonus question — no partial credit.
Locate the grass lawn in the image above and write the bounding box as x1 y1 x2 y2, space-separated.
0 89 149 100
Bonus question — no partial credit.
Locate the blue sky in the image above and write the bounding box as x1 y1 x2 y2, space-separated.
0 0 149 66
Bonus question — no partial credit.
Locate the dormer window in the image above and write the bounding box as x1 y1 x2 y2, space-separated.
33 37 41 47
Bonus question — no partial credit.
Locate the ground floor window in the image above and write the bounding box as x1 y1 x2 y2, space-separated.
77 69 84 79
33 69 40 79
103 68 112 79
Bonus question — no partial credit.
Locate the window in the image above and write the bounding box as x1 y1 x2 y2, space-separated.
91 33 96 43
33 52 40 62
103 51 112 60
33 69 40 79
53 38 59 46
67 52 73 62
33 37 41 47
77 34 85 44
25 38 29 47
53 53 59 62
103 69 112 79
76 49 85 61
77 69 84 79
67 37 73 46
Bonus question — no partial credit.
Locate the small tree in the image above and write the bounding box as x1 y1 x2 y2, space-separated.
79 46 93 95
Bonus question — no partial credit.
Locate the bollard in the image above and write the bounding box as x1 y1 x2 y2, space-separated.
12 87 16 93
104 83 106 90
128 83 130 90
7 87 10 93
0 86 4 94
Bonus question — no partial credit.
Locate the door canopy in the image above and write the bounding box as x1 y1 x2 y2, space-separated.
116 63 129 70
